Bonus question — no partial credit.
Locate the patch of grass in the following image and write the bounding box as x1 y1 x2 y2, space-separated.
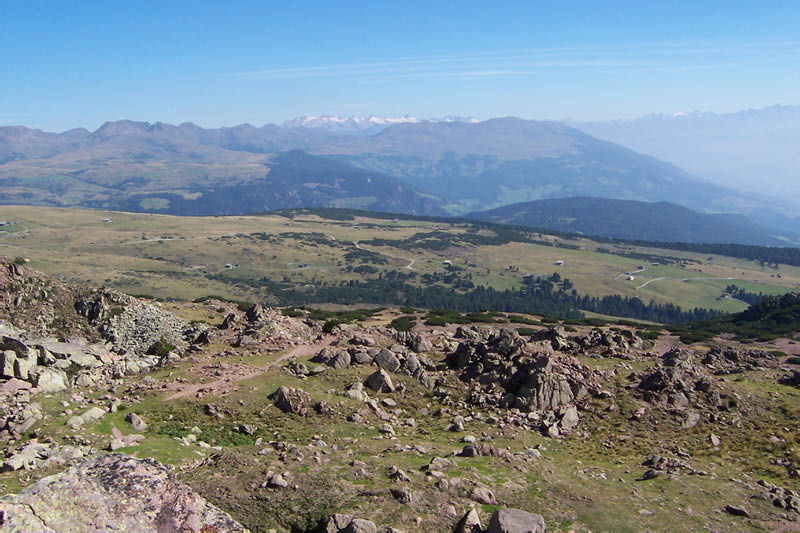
147 337 176 357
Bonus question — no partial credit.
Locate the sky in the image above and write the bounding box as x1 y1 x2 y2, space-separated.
2 1 799 131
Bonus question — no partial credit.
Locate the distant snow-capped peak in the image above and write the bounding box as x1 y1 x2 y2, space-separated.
281 114 479 134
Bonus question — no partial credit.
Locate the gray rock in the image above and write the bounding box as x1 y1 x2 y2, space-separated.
723 505 750 517
326 513 354 532
329 351 352 369
374 349 401 373
13 357 34 381
352 350 374 365
1 443 50 472
33 368 68 393
559 405 580 431
410 334 433 353
269 386 313 416
456 508 482 533
288 360 309 376
126 412 148 432
682 411 700 429
1 349 16 378
365 369 395 393
66 406 106 428
471 486 497 505
344 382 370 402
343 519 378 533
268 473 288 488
390 487 413 504
487 508 546 533
402 354 421 375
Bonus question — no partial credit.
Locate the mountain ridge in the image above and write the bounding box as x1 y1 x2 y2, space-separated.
1 117 799 232
469 197 798 246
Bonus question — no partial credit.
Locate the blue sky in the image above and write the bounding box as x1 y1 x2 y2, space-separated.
2 1 799 131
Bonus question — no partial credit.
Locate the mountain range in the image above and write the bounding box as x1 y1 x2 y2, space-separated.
1 116 799 236
281 114 478 135
469 197 797 246
577 105 800 203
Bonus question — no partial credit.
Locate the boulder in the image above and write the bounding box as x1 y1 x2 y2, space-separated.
374 349 401 373
33 368 68 393
0 454 248 531
13 357 34 381
1 349 16 378
269 386 313 416
471 486 497 505
410 334 433 353
125 412 148 432
559 405 580 431
487 508 546 533
390 486 414 504
350 334 376 347
344 382 370 402
343 519 378 533
326 513 354 532
514 357 586 413
456 507 483 533
352 350 374 365
329 351 352 369
365 369 395 393
66 406 106 428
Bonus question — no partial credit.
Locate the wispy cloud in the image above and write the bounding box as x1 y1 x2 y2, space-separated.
225 41 800 82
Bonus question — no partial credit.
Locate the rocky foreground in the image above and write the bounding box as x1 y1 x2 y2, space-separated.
0 258 799 532
0 454 247 532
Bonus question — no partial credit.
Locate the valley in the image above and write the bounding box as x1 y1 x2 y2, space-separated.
1 206 797 318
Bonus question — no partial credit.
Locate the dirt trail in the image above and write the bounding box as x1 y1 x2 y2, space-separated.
164 335 335 400
355 241 415 270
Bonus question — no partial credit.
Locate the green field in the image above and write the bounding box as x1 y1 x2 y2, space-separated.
0 205 797 316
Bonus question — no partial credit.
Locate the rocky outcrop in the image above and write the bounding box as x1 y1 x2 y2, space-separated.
575 327 650 355
312 340 436 389
448 327 599 435
1 440 90 472
394 330 433 353
75 288 195 355
701 346 778 374
636 348 736 411
232 303 317 346
449 329 595 412
0 325 174 395
0 454 248 532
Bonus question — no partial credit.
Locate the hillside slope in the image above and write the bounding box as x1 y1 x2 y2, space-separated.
469 197 797 245
2 118 799 231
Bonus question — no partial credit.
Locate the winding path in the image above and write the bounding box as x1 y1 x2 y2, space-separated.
354 241 415 270
164 335 335 401
636 277 665 289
